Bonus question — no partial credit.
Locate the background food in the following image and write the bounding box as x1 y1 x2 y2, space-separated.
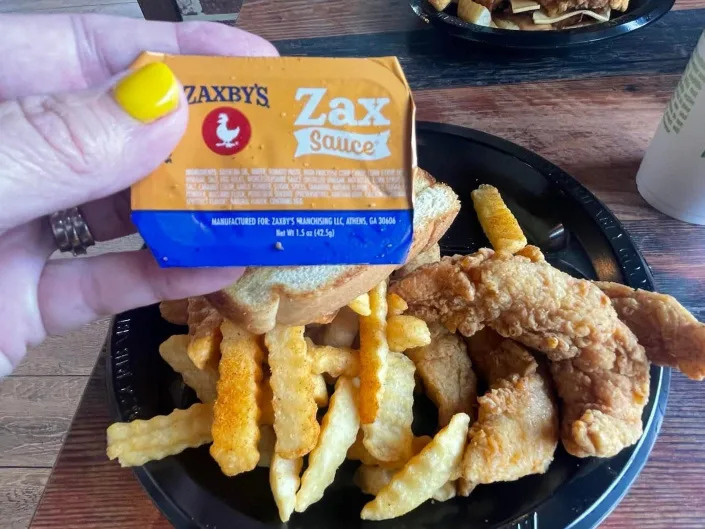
430 0 624 30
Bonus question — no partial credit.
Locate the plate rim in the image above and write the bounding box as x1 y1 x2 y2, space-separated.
106 121 671 529
409 0 675 49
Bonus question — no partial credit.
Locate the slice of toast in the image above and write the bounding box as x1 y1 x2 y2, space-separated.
206 169 460 334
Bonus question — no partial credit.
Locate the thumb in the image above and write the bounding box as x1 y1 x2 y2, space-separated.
0 62 185 231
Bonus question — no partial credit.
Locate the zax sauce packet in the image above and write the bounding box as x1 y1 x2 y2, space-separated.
130 53 416 267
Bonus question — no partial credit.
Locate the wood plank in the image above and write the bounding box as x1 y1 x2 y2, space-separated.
0 0 137 11
657 0 702 9
234 0 702 38
602 374 705 528
0 377 87 467
0 468 50 529
14 319 108 377
30 372 172 529
26 3 142 17
268 11 699 91
414 75 677 222
0 0 131 9
237 0 424 41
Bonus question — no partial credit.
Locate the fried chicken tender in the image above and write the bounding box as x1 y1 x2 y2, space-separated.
550 322 647 458
392 250 650 458
466 329 536 382
406 323 477 427
597 281 705 380
463 330 558 483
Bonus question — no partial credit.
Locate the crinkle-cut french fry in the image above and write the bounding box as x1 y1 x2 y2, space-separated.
106 402 213 467
308 338 360 378
295 377 360 512
347 431 382 466
352 435 431 487
456 478 476 497
358 281 389 424
159 335 218 403
471 184 527 255
348 293 372 316
360 413 470 520
259 376 274 426
349 431 431 469
354 466 456 502
187 296 224 369
354 465 395 496
266 326 320 458
312 373 329 407
318 307 360 348
260 374 323 424
386 293 408 316
432 481 457 501
386 315 431 352
258 425 276 468
270 454 303 522
209 321 264 476
159 299 189 325
429 0 452 11
362 352 415 463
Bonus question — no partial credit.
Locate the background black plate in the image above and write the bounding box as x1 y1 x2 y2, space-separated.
107 122 670 529
409 0 674 49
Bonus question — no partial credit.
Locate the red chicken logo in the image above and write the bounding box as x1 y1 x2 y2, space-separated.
202 107 251 155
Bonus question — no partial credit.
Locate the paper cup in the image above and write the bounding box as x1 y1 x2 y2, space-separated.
636 30 705 225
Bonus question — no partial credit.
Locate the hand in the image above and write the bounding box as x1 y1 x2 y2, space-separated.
0 14 278 375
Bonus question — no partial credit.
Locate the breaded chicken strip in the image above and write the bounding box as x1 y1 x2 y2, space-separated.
406 323 477 427
597 282 705 381
391 250 650 458
462 330 558 483
466 329 536 382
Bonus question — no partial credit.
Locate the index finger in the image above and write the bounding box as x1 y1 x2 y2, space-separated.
0 13 278 99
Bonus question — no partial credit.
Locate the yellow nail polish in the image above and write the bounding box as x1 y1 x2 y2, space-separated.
114 62 180 123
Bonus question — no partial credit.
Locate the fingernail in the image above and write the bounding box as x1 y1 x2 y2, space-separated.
113 62 180 123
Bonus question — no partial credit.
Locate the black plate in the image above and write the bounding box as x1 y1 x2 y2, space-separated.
107 122 670 529
410 0 674 49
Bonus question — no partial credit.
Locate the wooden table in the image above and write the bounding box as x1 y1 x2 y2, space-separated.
27 0 705 527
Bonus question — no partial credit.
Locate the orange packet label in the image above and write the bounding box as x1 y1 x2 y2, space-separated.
130 53 415 267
